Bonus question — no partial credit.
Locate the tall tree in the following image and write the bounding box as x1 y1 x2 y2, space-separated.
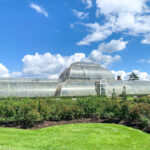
129 72 139 80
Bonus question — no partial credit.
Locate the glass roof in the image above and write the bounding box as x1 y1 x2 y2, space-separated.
59 62 114 81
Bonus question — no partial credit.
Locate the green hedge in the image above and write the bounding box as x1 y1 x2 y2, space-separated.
0 96 150 128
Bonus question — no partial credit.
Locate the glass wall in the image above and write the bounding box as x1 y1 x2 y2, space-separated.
60 80 97 96
0 78 58 97
107 80 150 96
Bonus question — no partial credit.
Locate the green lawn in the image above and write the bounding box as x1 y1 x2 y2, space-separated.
0 123 149 150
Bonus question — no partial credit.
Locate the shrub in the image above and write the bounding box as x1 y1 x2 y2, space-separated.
139 115 150 128
102 112 116 119
133 96 150 104
120 102 131 120
128 103 150 122
37 100 52 120
23 110 43 128
0 96 150 129
76 97 103 118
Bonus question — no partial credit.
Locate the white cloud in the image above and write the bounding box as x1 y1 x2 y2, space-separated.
77 0 150 45
133 70 150 81
111 70 129 80
30 3 48 18
88 50 121 67
98 38 128 53
111 70 150 81
72 9 89 19
0 63 9 77
21 52 86 78
81 0 93 8
141 34 150 44
21 38 126 78
10 39 122 78
114 14 150 35
21 50 121 78
96 0 147 16
11 72 22 77
14 51 149 80
0 51 149 80
0 58 149 81
0 37 126 79
77 23 112 45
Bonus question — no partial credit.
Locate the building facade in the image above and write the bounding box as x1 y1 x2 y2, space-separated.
0 62 150 97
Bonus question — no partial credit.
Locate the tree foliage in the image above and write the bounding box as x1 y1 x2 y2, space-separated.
129 72 139 80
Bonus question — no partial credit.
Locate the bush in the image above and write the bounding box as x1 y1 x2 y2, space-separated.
120 102 131 120
0 96 149 129
76 97 103 118
23 110 43 127
128 103 150 123
133 96 150 103
139 115 150 127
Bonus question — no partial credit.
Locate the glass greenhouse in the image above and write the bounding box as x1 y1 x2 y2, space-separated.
0 62 150 97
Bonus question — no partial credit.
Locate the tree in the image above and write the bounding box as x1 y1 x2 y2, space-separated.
129 72 139 80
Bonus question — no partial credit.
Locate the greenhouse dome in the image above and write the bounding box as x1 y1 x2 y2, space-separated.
59 62 114 81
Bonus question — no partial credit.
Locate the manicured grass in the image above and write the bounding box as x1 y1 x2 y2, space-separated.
0 124 149 150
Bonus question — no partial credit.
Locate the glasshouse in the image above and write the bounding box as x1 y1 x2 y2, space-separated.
0 62 150 97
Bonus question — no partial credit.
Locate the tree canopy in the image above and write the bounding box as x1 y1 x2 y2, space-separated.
129 72 139 80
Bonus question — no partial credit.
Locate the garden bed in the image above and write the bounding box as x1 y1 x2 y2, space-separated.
1 117 150 134
0 96 150 133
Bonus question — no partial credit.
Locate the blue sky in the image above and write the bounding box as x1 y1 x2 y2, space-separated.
0 0 150 80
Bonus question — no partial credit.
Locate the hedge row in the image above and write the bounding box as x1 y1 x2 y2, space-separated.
0 96 150 128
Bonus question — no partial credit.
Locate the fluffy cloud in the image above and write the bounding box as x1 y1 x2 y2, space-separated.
30 3 48 18
96 0 147 16
111 70 150 81
11 38 128 78
0 37 126 78
111 70 129 80
88 50 121 67
11 72 22 77
21 52 86 78
10 39 122 78
0 55 149 81
0 51 149 80
0 63 9 77
22 53 85 77
72 9 89 19
141 34 150 44
133 70 150 81
81 0 93 8
98 38 128 53
77 0 150 45
77 23 112 45
21 50 121 78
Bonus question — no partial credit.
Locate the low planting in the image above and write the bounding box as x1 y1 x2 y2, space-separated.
0 96 150 131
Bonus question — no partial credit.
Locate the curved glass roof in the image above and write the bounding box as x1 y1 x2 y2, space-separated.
59 62 114 81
